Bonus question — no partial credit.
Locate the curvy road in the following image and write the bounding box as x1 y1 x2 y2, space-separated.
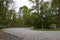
3 28 60 40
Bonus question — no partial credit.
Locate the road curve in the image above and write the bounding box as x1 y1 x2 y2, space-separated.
3 28 60 40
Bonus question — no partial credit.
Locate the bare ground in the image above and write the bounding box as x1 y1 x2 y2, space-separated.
0 31 23 40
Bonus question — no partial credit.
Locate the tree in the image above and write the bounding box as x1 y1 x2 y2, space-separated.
28 0 42 29
51 0 60 28
29 0 51 29
18 6 33 27
6 10 17 27
0 0 13 28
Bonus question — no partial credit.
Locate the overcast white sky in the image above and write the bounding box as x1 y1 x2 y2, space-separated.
13 0 51 12
12 0 32 12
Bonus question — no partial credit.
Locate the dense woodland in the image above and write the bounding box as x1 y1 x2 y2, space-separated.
0 0 60 29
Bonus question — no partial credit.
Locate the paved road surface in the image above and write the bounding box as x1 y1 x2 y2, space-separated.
3 28 60 40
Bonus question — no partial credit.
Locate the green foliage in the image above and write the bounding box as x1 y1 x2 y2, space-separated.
0 0 13 28
29 0 57 29
0 0 58 29
51 0 60 27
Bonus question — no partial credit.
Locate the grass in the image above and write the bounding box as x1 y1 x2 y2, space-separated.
0 29 3 32
0 27 60 31
32 28 60 31
0 27 5 32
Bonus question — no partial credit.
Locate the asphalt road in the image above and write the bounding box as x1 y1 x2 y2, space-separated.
3 28 60 40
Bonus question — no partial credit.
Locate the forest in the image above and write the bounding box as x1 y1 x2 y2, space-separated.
0 0 60 29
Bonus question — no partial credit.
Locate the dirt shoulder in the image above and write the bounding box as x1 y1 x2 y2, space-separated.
0 31 23 40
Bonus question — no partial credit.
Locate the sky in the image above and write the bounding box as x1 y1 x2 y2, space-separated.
12 0 51 12
13 0 33 12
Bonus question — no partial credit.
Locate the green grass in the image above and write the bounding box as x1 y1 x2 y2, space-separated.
32 28 60 31
0 28 3 32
